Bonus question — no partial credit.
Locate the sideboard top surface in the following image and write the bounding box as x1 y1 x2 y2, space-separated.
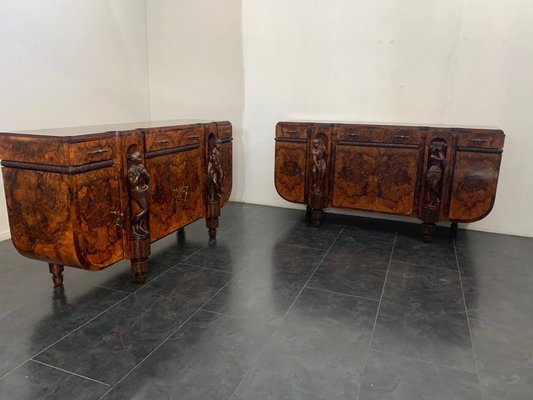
277 120 504 135
0 119 227 139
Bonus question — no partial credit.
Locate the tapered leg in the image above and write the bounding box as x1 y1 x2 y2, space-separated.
451 222 458 239
311 208 324 227
206 199 220 239
49 263 64 288
421 222 436 243
130 236 150 284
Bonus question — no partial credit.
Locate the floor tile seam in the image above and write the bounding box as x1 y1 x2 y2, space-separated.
198 308 276 328
376 297 469 316
175 261 236 274
368 347 481 378
390 259 460 272
96 268 244 400
95 285 132 295
29 359 110 386
0 219 244 381
303 285 380 303
0 286 140 381
357 230 397 400
226 225 348 400
453 238 484 393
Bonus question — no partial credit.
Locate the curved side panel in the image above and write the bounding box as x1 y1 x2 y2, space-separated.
2 168 82 267
448 151 502 222
274 141 307 204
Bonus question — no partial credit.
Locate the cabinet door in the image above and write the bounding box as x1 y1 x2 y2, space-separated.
275 142 307 203
373 147 419 215
332 145 376 210
175 148 204 228
147 149 204 242
448 151 502 222
74 166 124 269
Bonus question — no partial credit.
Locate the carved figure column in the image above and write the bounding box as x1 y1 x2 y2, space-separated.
421 139 447 242
310 137 328 227
206 137 224 238
127 150 151 283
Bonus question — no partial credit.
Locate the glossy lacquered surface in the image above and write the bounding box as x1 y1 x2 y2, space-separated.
0 202 531 399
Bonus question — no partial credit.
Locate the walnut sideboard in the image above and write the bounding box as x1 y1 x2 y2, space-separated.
0 120 232 287
275 121 504 242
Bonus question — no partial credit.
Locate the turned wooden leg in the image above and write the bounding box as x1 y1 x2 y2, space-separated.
206 199 221 239
206 217 219 238
130 236 150 284
131 259 148 283
177 227 185 236
311 208 324 227
306 205 312 215
49 263 64 288
421 222 436 243
451 222 458 239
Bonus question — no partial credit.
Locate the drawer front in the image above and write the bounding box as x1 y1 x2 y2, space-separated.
276 124 308 140
145 127 202 152
456 132 504 149
70 138 116 165
382 129 422 145
337 126 375 142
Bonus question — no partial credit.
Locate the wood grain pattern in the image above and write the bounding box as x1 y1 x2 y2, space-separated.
449 151 502 222
275 121 504 242
74 166 124 269
0 120 233 286
2 168 81 267
275 141 307 204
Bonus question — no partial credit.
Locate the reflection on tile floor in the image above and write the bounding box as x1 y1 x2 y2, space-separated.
0 202 532 399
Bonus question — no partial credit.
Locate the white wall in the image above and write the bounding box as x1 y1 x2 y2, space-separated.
0 0 150 239
241 0 533 237
146 0 245 199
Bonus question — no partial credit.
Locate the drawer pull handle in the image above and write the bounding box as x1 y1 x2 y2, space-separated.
224 129 231 134
348 132 360 137
187 135 200 139
394 135 409 139
154 139 170 145
471 138 488 143
285 130 299 134
87 148 110 155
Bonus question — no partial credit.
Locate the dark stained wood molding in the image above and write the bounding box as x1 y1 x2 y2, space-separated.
456 146 503 154
1 159 113 174
145 143 200 159
275 137 307 144
220 137 233 144
336 141 420 149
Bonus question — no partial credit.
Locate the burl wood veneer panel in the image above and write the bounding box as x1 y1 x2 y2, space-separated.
275 141 307 204
2 168 82 267
448 150 502 222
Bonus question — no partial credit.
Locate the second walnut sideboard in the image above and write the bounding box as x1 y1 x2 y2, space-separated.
0 120 232 287
275 121 504 242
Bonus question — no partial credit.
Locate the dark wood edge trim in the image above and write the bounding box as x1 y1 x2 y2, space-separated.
336 141 419 149
145 143 200 159
275 137 307 143
456 146 503 154
0 159 113 174
220 137 233 144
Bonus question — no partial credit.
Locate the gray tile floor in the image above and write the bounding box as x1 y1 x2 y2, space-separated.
0 202 532 399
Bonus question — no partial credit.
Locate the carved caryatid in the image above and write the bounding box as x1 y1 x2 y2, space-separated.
424 140 447 208
127 151 150 238
311 138 327 195
207 138 224 202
